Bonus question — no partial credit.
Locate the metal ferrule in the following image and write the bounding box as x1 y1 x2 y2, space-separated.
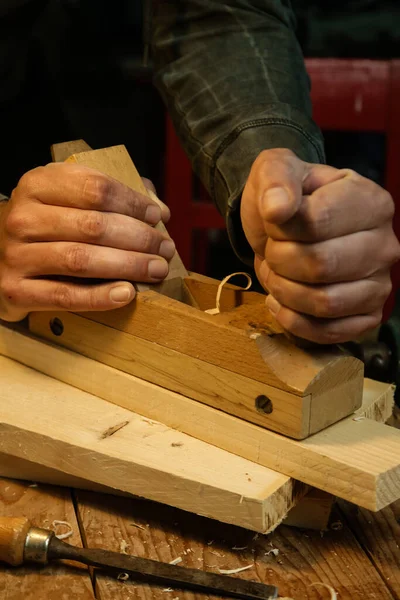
24 527 54 564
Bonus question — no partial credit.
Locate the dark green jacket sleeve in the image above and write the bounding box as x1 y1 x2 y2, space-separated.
152 0 325 261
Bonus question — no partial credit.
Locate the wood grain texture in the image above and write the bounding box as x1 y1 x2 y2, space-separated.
0 351 396 512
0 478 94 600
65 145 188 286
75 490 395 600
27 311 313 438
339 499 400 598
74 286 363 401
0 355 299 534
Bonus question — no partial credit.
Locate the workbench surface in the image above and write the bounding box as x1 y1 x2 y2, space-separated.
0 475 399 600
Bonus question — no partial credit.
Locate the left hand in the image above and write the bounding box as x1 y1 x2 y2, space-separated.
241 148 400 344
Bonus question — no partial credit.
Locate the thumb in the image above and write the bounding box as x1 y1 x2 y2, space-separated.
258 150 310 225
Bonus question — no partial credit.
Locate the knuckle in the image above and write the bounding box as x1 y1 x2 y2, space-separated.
128 192 145 218
379 189 395 219
308 246 337 282
81 174 112 209
63 244 90 274
313 288 341 318
0 276 23 306
51 285 73 310
303 198 332 240
4 208 31 239
138 227 155 252
78 210 107 240
340 167 361 182
17 167 45 194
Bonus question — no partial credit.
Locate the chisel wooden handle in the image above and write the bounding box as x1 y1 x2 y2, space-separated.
0 516 31 566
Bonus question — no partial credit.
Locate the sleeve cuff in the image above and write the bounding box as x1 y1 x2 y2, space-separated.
210 112 325 263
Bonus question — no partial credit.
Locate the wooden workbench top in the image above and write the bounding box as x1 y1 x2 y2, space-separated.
0 476 399 600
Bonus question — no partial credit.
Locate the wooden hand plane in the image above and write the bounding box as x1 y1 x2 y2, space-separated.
28 142 364 440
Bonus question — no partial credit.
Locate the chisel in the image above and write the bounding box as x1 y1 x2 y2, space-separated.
0 517 278 599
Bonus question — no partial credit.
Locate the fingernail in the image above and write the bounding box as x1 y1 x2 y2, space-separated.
262 187 289 216
148 259 168 279
145 204 161 224
266 294 281 316
159 239 176 260
109 285 134 304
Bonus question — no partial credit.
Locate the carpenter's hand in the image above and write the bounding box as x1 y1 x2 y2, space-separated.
241 149 400 343
0 163 175 321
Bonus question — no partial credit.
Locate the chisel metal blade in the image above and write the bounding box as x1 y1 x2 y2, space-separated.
48 537 279 599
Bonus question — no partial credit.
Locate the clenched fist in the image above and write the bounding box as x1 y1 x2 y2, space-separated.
241 149 400 344
0 163 175 322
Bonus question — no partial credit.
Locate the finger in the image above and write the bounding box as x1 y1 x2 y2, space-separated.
255 149 309 225
18 163 169 224
265 170 394 242
259 261 391 318
8 204 176 259
241 149 309 256
18 242 169 282
265 225 400 284
265 296 382 344
141 177 157 195
5 278 136 313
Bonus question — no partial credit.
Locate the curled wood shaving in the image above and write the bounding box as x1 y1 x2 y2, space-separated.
120 540 130 554
169 557 182 565
218 565 253 575
205 272 252 315
265 548 279 557
52 520 73 540
117 573 130 581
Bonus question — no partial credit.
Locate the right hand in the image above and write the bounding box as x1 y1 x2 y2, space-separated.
0 163 175 322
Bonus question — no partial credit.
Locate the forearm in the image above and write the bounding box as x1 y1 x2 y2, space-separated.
152 0 325 217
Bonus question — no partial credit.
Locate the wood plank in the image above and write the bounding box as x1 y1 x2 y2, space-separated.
0 352 396 511
65 145 188 287
30 306 364 439
0 478 94 599
339 499 400 598
0 355 300 534
51 139 92 162
75 490 395 600
0 451 330 531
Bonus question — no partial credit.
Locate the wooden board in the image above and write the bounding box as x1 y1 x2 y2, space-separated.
51 139 92 162
0 478 94 599
29 305 364 439
0 354 300 534
0 345 396 511
65 145 188 289
74 489 396 600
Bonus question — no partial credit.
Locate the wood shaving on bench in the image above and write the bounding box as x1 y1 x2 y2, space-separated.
52 520 73 540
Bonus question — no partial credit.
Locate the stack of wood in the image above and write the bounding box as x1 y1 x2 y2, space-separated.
0 143 399 535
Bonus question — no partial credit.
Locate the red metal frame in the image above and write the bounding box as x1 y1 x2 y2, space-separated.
164 59 400 315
